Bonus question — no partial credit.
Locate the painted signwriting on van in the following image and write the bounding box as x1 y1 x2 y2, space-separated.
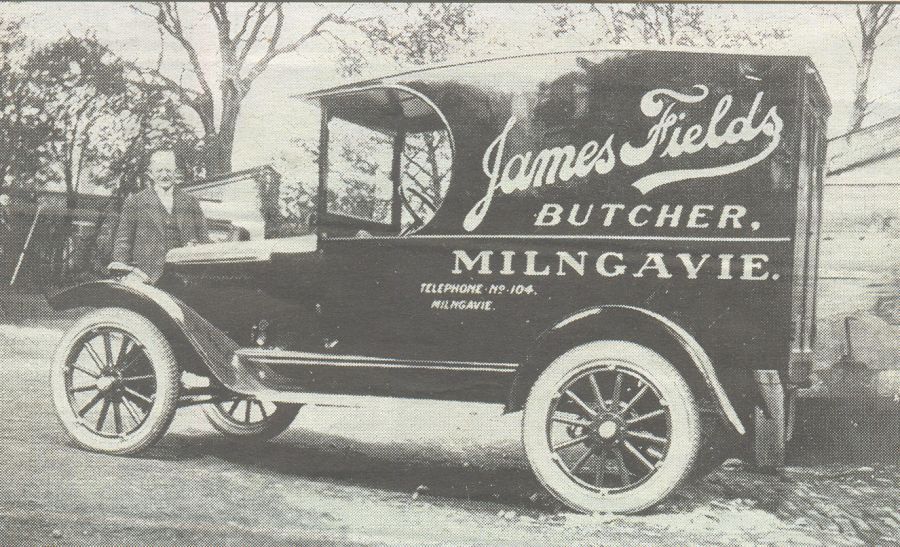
462 85 784 232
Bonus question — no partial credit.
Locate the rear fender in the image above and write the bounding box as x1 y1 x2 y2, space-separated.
48 281 243 387
508 305 746 435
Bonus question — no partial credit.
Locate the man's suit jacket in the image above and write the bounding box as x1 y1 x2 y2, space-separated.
112 187 210 283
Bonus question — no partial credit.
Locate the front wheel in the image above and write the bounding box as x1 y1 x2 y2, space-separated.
203 396 301 441
522 340 701 514
50 308 180 455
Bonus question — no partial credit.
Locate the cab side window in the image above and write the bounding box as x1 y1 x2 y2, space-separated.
399 127 452 232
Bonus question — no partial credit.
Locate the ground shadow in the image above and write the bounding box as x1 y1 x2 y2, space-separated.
161 427 555 512
154 426 802 517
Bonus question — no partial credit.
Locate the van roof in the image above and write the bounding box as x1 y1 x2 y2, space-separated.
298 47 824 102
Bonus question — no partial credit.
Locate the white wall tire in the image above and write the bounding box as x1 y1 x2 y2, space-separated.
522 340 701 514
203 397 301 441
49 308 180 456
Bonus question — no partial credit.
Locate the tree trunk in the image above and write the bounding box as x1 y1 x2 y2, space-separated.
204 84 243 177
54 149 77 284
188 93 223 177
204 132 231 177
849 39 876 133
848 5 895 133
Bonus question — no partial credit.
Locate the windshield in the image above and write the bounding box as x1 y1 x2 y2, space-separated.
326 117 395 225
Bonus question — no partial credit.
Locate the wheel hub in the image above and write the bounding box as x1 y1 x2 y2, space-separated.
96 375 118 393
590 412 626 445
596 420 618 440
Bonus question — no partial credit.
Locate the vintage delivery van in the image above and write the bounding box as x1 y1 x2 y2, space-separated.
48 50 830 514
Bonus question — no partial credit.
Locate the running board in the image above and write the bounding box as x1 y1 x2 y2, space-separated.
234 348 519 374
224 389 508 411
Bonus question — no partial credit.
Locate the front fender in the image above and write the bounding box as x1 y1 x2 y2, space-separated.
49 280 243 387
510 305 746 435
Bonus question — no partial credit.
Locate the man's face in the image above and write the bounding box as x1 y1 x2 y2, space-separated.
147 151 183 191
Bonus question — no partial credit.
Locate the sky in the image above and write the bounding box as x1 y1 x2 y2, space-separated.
4 2 900 189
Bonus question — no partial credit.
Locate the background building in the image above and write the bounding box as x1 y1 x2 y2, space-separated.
815 116 900 394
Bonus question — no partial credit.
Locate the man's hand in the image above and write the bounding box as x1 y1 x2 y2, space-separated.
121 269 151 285
107 262 150 284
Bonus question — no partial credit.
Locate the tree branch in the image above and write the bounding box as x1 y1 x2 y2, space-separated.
209 1 231 49
827 10 860 63
241 8 338 88
135 67 197 104
129 4 157 19
233 2 261 44
209 1 238 72
874 5 895 34
875 28 900 49
864 86 900 110
236 2 278 67
136 2 214 105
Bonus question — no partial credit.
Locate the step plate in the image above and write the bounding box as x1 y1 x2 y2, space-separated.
235 348 519 374
223 349 518 405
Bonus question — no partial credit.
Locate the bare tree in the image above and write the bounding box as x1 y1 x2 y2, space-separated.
830 5 899 132
133 2 368 176
550 4 787 49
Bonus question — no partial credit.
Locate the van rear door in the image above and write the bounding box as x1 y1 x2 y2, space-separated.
789 68 828 383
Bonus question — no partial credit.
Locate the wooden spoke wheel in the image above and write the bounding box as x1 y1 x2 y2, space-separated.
522 341 701 514
50 308 180 455
203 395 301 441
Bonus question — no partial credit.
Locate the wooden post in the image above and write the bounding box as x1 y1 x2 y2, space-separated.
9 203 44 286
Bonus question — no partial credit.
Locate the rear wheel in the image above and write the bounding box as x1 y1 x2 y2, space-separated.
50 308 180 455
203 396 301 440
522 341 701 514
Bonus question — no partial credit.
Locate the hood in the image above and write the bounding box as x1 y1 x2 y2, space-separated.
166 235 317 265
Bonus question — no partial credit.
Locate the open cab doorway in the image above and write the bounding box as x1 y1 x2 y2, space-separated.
312 85 453 240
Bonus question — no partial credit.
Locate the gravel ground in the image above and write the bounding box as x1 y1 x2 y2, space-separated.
1 323 897 546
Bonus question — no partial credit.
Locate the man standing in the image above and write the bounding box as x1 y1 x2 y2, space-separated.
111 148 210 284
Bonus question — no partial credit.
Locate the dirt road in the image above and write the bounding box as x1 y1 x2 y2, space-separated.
1 325 897 546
